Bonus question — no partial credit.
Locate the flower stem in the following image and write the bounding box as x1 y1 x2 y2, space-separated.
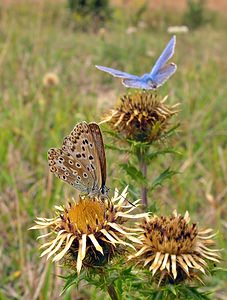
140 161 148 207
107 283 119 300
136 145 149 207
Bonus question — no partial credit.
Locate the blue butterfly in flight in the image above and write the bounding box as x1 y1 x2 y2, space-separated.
96 35 177 90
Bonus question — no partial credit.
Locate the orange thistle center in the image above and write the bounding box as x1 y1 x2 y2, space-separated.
62 198 106 234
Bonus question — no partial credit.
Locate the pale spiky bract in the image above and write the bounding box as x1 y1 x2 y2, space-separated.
101 92 179 142
30 187 147 274
129 210 221 284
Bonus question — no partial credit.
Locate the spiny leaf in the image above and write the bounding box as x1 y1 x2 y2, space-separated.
162 122 181 138
105 143 131 153
146 148 182 162
120 162 147 185
103 128 124 140
151 168 178 190
60 271 85 295
179 286 210 300
127 139 151 149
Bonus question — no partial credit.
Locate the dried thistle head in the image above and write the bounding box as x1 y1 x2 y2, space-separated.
43 72 59 87
101 92 179 142
129 210 220 285
30 187 147 274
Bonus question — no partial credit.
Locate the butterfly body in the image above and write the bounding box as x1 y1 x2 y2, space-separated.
96 35 177 89
48 122 108 199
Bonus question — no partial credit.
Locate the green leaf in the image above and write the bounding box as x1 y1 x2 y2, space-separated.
104 129 124 141
169 284 177 295
151 168 178 190
179 286 210 300
127 139 151 149
60 271 85 295
146 148 182 162
105 143 131 154
120 162 147 184
162 122 181 138
210 267 227 274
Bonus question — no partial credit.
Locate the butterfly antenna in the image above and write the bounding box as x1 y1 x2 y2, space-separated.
108 187 136 207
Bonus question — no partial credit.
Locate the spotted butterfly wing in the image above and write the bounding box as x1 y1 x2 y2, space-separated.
89 123 106 190
48 122 108 198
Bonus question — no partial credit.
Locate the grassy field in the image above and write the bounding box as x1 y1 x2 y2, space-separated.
0 1 227 299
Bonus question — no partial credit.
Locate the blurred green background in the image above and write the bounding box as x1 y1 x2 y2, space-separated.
0 0 226 299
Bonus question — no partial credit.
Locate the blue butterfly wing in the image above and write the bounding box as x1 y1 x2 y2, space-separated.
151 63 177 87
150 35 176 76
96 65 139 79
122 78 151 89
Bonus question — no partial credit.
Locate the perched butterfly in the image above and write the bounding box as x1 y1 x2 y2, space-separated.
48 122 108 199
96 35 177 89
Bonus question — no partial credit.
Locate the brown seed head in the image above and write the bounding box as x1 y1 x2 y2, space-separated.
129 210 220 284
101 92 179 142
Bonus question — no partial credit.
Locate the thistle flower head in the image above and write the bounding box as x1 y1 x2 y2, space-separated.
129 210 220 284
101 92 179 142
30 187 147 274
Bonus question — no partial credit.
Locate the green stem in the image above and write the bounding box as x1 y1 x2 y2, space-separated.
140 161 147 207
136 146 149 207
107 283 119 300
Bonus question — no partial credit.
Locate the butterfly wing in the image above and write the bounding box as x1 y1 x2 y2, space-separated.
48 122 101 194
96 65 139 79
151 63 177 87
122 78 151 89
88 123 106 189
150 35 176 77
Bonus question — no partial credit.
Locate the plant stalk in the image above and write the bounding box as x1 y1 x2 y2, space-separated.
140 161 148 206
107 283 119 300
136 145 149 207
